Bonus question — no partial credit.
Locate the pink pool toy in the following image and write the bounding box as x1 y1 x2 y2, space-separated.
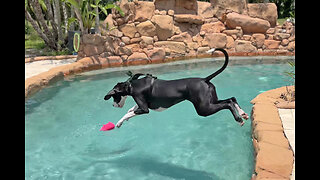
100 122 115 131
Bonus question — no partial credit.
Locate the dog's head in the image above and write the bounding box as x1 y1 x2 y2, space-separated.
104 82 130 108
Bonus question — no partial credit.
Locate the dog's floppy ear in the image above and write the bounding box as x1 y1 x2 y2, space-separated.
104 89 115 100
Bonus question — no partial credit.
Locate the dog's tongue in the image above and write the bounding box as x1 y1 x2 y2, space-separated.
100 122 115 131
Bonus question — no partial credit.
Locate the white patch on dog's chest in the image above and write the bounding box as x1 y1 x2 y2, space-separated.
152 107 167 112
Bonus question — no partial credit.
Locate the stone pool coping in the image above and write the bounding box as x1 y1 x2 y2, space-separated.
25 52 294 99
250 86 295 179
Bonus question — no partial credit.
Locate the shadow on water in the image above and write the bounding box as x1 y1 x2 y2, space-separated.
105 156 222 180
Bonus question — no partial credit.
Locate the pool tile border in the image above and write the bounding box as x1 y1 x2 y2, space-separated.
250 86 295 179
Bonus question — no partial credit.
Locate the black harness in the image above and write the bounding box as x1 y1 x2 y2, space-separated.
125 71 157 94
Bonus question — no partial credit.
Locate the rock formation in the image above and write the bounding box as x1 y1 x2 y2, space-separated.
77 0 295 64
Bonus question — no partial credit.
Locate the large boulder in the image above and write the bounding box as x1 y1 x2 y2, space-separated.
154 0 175 12
247 3 278 27
136 20 157 37
154 0 197 14
170 32 193 43
210 0 248 18
119 23 137 38
174 14 204 24
83 44 105 56
119 0 134 16
140 36 154 48
235 40 257 52
146 48 166 61
203 33 227 48
151 15 175 40
197 1 214 19
287 41 295 52
252 33 265 48
127 52 149 62
200 21 226 33
102 14 114 34
226 12 270 34
264 40 281 49
154 41 186 54
175 0 198 14
134 1 155 22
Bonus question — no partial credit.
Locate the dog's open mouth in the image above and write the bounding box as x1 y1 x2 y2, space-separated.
113 102 124 108
113 96 127 108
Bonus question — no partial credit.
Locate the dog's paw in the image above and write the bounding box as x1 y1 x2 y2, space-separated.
239 121 245 127
241 113 249 120
116 121 123 128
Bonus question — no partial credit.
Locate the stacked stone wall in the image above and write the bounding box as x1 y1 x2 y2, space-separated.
77 0 295 63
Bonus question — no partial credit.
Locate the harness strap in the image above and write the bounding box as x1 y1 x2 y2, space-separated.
150 77 155 86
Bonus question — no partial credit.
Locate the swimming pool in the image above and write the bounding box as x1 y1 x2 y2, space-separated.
25 59 292 180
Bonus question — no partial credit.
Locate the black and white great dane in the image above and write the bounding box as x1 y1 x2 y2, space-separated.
104 48 249 128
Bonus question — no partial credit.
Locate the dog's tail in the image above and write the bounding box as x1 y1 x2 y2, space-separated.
204 48 229 83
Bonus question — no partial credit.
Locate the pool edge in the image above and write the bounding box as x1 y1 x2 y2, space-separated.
250 86 295 179
25 54 294 99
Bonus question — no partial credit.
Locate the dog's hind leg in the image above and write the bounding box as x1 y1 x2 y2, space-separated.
193 100 245 126
217 97 249 120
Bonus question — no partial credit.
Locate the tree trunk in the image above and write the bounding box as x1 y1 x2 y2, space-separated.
70 6 75 31
29 0 57 50
43 0 59 41
53 0 61 27
52 0 64 47
95 6 100 34
61 1 69 34
25 8 51 47
74 8 85 34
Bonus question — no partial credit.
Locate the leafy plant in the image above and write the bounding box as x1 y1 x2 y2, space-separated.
66 0 123 34
281 60 295 102
284 61 295 87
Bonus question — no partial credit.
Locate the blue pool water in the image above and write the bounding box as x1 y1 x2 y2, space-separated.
25 61 291 180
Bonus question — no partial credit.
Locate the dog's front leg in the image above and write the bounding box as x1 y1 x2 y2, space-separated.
132 97 150 115
116 105 139 128
117 97 149 128
127 104 138 113
116 111 137 128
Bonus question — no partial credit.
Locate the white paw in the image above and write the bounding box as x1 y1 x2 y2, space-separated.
241 113 249 120
116 120 123 128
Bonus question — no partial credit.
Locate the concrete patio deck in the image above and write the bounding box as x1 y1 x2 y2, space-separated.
25 58 76 80
278 108 295 180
